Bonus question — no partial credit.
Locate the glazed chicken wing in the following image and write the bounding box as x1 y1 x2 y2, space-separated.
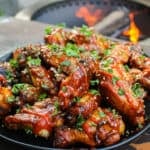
53 126 96 148
67 92 100 125
29 66 57 95
83 108 125 146
5 98 63 138
58 64 89 109
97 68 145 126
54 107 125 147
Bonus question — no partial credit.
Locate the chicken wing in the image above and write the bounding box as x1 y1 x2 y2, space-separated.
5 98 63 138
58 64 89 109
97 69 145 126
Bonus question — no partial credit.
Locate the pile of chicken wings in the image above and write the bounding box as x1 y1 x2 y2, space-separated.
0 25 149 148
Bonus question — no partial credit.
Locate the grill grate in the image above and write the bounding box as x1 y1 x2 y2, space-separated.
32 0 148 27
31 0 150 42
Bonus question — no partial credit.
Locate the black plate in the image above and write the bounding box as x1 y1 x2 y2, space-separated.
0 50 150 150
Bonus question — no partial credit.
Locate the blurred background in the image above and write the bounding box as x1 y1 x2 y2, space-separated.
0 0 149 46
0 0 40 16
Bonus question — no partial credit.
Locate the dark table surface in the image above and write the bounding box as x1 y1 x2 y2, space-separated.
0 18 150 150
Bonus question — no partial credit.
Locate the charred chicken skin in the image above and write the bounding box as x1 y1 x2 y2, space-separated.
0 25 149 148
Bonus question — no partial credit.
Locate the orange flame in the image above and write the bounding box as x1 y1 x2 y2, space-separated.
122 13 141 43
76 5 103 26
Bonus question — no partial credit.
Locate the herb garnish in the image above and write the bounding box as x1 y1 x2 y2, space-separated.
112 109 118 117
47 44 60 52
132 83 144 98
118 88 125 96
124 64 130 72
45 26 52 35
53 100 60 115
90 79 99 86
89 122 97 127
5 70 14 83
38 93 47 101
107 68 113 73
104 44 115 56
24 126 32 134
12 83 27 95
80 25 92 37
63 43 80 57
7 96 16 103
90 50 101 60
27 56 41 66
9 59 19 68
73 97 81 103
89 89 100 96
104 49 111 56
101 58 113 68
76 114 85 130
99 111 106 118
60 60 71 67
112 76 119 85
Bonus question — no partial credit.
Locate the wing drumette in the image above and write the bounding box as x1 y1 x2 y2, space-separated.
54 107 125 148
5 98 63 138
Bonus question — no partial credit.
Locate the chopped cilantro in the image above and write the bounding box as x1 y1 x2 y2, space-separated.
104 44 115 56
5 70 14 82
124 65 130 72
24 126 32 134
104 49 111 56
12 83 27 95
73 97 80 103
16 108 20 113
53 100 60 115
38 93 47 101
90 79 99 86
99 111 106 118
76 114 85 130
60 60 71 66
89 89 100 96
139 55 146 60
107 68 113 73
9 59 19 68
132 83 144 98
47 44 60 52
90 50 100 60
80 25 92 37
63 43 80 57
27 56 41 66
112 76 119 85
7 96 15 103
118 88 125 96
89 122 97 127
112 109 118 117
45 26 52 35
101 58 113 68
